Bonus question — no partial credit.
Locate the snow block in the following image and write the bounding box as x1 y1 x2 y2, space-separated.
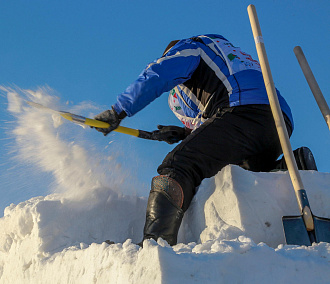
179 165 330 248
0 189 147 256
0 165 329 283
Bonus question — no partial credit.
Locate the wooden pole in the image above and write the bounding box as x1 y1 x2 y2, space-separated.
247 4 314 230
294 46 330 130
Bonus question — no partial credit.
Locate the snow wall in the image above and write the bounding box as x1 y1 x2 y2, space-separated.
0 88 329 283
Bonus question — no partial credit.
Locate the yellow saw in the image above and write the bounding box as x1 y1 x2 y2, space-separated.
26 101 154 140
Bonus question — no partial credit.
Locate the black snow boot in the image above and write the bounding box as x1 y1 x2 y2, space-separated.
274 147 318 171
140 176 184 247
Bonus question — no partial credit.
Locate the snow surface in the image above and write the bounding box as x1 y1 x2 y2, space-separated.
0 88 329 284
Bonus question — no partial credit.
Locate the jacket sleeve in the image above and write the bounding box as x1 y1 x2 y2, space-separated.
112 39 201 117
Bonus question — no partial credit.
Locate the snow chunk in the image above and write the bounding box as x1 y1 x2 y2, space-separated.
0 167 329 283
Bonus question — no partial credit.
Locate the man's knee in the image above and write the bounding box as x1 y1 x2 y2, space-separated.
151 175 184 209
152 172 195 211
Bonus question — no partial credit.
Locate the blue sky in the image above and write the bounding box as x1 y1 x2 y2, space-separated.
0 0 329 213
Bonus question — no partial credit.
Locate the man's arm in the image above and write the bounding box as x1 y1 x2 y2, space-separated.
112 39 202 117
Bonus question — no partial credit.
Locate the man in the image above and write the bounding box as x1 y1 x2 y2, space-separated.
94 34 317 246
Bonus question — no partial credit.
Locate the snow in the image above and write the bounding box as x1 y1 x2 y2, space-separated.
0 87 329 283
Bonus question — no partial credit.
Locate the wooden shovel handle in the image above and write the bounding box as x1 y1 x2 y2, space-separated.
247 5 303 193
247 5 314 230
294 46 330 130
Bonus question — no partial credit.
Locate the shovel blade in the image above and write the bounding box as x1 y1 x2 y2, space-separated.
283 215 330 246
314 216 330 243
282 216 312 246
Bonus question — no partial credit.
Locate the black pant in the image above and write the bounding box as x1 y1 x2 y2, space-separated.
157 104 292 211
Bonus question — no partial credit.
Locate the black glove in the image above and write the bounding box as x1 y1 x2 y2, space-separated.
151 125 190 144
93 107 126 136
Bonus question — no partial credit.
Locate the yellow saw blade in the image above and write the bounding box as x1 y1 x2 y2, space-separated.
25 100 140 136
59 111 110 128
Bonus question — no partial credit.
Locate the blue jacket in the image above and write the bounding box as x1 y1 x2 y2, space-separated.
113 34 293 130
